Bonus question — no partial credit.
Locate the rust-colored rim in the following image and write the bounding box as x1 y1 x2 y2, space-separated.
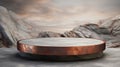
17 38 106 56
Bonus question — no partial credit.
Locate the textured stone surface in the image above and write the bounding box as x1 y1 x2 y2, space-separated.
38 32 62 38
0 6 35 47
62 31 78 37
72 25 102 39
0 6 40 47
100 16 120 36
99 16 120 48
85 24 111 34
0 48 120 67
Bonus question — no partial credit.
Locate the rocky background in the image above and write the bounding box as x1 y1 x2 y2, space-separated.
0 6 120 48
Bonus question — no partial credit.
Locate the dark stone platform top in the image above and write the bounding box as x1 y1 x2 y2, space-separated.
0 48 120 67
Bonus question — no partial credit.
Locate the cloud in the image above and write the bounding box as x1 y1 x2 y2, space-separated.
0 0 120 15
0 0 120 24
0 0 120 33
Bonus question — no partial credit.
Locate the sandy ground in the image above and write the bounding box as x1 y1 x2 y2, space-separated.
0 48 120 67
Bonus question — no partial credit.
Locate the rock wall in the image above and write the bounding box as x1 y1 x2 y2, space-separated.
0 6 39 47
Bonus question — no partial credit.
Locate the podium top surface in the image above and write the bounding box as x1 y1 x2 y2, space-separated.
19 38 104 47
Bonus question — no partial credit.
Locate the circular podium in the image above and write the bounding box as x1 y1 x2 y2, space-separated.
17 38 106 61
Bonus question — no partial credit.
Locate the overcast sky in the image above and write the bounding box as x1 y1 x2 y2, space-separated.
0 0 120 20
0 0 120 32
